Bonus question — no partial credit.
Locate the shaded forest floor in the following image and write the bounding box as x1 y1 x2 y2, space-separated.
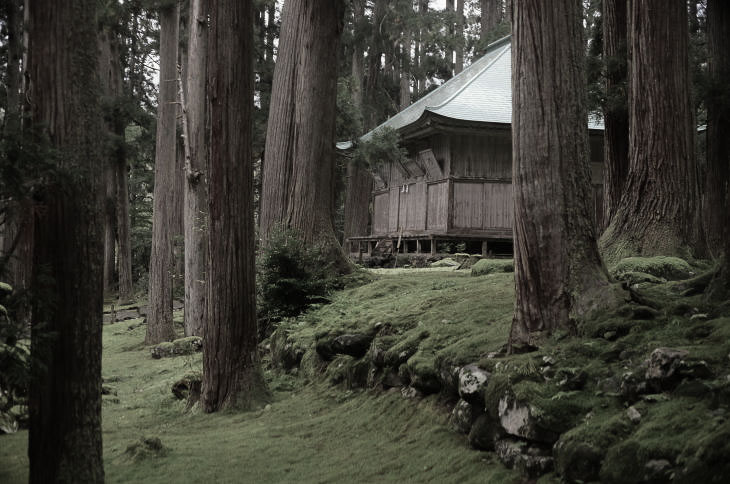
3 262 730 483
0 270 521 484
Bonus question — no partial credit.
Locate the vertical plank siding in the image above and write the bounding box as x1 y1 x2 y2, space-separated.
366 131 603 238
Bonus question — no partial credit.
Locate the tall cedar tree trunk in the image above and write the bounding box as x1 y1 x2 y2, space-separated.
147 3 180 344
115 35 134 304
455 0 464 74
100 28 119 296
481 0 502 38
707 0 730 298
343 0 373 249
184 0 208 337
601 0 629 230
364 0 385 129
599 0 704 263
705 0 730 258
509 0 619 349
27 0 105 481
202 0 270 412
261 0 350 272
259 0 301 243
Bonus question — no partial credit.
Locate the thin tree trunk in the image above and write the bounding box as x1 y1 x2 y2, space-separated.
705 0 730 257
400 30 412 110
100 30 118 296
601 0 629 229
202 0 269 412
27 0 104 481
600 0 705 264
455 0 465 73
147 3 180 344
343 0 372 250
183 0 208 337
107 25 134 304
509 0 619 350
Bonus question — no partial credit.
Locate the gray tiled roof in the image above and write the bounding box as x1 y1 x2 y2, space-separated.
337 35 603 150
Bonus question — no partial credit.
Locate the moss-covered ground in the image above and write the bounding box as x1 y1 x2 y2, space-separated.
0 274 523 483
3 261 729 483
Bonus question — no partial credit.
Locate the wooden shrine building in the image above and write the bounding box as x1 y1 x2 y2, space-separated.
339 36 605 258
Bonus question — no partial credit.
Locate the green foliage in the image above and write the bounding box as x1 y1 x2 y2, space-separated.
256 228 338 336
350 127 408 170
0 282 30 421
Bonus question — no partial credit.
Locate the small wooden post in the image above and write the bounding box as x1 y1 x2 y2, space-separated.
416 239 422 254
431 237 437 256
481 240 489 258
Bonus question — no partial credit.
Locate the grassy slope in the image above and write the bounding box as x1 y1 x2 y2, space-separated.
0 271 524 484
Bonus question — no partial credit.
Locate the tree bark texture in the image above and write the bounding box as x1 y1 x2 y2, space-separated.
599 0 704 264
184 0 208 337
509 0 618 349
342 0 373 248
260 0 350 272
99 28 119 296
399 29 412 110
259 0 302 243
705 0 730 257
601 0 629 230
202 0 269 412
27 0 105 482
147 3 180 344
481 0 502 37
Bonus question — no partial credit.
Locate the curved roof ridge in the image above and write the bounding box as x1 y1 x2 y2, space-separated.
426 41 511 112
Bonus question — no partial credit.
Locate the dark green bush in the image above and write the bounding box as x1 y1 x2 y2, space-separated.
257 228 337 337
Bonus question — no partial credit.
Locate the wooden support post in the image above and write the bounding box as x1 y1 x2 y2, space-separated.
368 241 373 255
482 240 488 258
431 237 437 256
416 239 421 254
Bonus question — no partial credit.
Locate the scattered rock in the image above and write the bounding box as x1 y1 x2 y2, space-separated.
498 392 559 444
471 258 514 276
626 406 642 424
151 336 203 359
554 439 603 484
645 347 688 389
430 258 459 268
450 399 479 435
468 413 504 451
400 386 421 399
494 438 554 478
115 309 140 321
642 459 673 484
171 374 202 402
332 333 373 359
689 313 709 321
458 364 490 402
124 437 168 461
101 385 117 396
